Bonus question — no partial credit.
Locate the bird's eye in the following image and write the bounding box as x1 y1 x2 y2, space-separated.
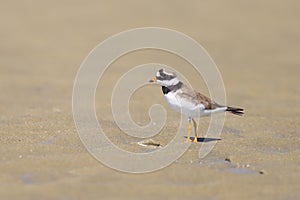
161 73 167 77
159 69 167 77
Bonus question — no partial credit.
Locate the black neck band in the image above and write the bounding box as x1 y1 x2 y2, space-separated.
161 82 183 94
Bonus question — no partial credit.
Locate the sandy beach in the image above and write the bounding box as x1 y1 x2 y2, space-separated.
0 1 299 199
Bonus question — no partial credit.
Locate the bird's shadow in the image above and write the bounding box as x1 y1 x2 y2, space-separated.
184 136 222 143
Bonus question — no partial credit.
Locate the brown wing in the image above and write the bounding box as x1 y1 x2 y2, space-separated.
177 85 220 109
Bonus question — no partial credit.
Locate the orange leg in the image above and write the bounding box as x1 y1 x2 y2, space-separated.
185 120 193 143
192 119 198 143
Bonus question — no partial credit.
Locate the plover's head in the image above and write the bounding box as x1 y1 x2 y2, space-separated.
149 69 180 87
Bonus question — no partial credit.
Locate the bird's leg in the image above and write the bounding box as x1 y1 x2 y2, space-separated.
185 118 192 142
192 118 198 143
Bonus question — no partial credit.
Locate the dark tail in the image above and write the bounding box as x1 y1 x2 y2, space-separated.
226 106 244 116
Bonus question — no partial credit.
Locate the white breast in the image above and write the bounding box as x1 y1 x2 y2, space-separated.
164 91 204 118
164 91 227 118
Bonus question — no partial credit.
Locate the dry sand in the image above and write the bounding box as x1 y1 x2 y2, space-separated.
0 1 299 199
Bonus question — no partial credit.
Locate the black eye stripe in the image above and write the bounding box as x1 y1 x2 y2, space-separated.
156 75 175 81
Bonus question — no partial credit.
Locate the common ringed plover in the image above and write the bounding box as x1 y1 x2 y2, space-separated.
149 69 244 143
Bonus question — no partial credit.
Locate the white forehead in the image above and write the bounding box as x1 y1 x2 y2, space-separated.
163 70 174 76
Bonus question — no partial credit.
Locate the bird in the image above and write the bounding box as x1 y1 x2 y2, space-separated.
149 69 244 143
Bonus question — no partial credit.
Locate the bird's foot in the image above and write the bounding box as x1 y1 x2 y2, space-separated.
192 137 198 143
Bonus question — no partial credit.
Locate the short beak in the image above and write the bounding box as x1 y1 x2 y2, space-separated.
149 77 157 83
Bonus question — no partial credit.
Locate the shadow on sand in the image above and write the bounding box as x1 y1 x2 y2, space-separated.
184 137 222 143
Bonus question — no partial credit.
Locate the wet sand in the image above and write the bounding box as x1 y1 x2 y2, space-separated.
1 1 299 199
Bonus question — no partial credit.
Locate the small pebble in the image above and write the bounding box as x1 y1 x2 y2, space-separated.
225 157 232 163
259 170 266 175
137 139 161 148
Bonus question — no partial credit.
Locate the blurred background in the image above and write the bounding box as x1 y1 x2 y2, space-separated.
0 1 299 199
